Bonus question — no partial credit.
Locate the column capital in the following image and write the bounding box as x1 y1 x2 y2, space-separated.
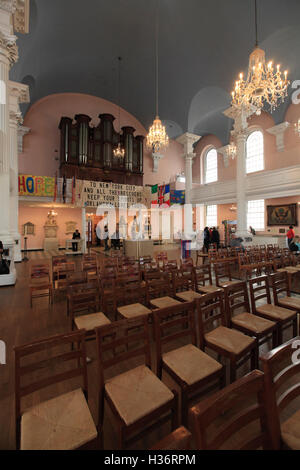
8 80 30 102
176 132 201 154
0 31 18 65
0 0 17 14
223 105 256 133
217 145 230 168
267 121 290 152
17 125 30 152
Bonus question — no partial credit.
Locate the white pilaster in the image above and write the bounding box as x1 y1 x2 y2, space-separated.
18 124 30 152
8 80 29 261
267 122 290 153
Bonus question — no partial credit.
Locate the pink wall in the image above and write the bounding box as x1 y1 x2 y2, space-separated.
20 92 184 187
19 205 82 250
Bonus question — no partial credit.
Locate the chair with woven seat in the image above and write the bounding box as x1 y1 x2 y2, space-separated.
53 262 75 300
193 264 223 295
14 330 99 450
29 264 53 307
189 369 272 450
214 262 240 289
150 426 192 450
172 267 194 296
260 337 300 450
116 274 150 321
145 271 180 309
95 316 178 449
196 291 257 383
154 301 225 425
249 275 297 345
268 272 300 333
224 281 277 366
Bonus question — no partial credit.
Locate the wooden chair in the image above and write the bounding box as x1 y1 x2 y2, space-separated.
53 262 76 300
180 257 194 269
14 330 99 450
193 264 223 295
268 272 300 333
224 280 277 366
29 264 53 307
214 262 240 289
196 291 257 383
68 282 104 337
249 275 298 345
260 337 300 450
95 316 178 449
189 370 272 449
150 426 192 450
172 268 195 299
154 301 224 425
116 274 151 321
146 271 181 309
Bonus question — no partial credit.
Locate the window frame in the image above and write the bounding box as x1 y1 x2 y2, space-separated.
247 199 265 231
246 129 264 174
206 204 218 227
204 147 218 184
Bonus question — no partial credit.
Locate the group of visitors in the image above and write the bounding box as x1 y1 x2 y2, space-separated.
202 226 220 252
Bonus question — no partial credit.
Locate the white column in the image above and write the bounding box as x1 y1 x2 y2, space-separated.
8 81 29 262
176 132 200 238
223 106 256 238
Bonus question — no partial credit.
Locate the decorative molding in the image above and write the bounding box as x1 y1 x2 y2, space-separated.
13 0 29 34
217 145 230 168
0 31 18 64
151 152 164 173
267 121 290 153
0 0 17 14
223 105 256 134
176 132 201 155
9 109 22 124
17 125 30 152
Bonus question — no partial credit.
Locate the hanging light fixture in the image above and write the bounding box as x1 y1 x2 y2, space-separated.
146 0 169 154
231 0 289 115
113 56 125 159
226 131 237 160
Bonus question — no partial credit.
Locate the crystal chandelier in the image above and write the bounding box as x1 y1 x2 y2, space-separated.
146 0 169 154
113 57 125 159
294 119 300 137
226 131 237 160
231 0 289 115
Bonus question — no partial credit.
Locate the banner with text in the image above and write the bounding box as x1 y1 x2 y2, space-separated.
19 174 55 197
76 180 151 208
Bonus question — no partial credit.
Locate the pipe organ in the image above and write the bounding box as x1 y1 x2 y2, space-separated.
58 113 144 185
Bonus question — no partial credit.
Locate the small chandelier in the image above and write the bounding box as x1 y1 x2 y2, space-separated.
294 119 300 137
113 57 125 159
146 0 169 154
231 0 289 115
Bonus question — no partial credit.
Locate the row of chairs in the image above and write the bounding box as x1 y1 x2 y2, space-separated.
14 304 300 450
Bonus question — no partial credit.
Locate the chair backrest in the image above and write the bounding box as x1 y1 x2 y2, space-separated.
248 275 271 313
189 370 271 449
268 271 289 305
172 268 193 294
66 270 87 287
150 426 192 450
224 281 251 321
68 282 99 321
153 301 197 375
95 316 151 421
14 329 88 449
260 336 300 450
196 291 227 349
180 257 193 268
163 260 178 272
214 262 232 287
145 271 172 301
193 265 213 288
115 274 147 306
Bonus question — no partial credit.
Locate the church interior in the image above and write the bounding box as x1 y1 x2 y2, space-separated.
1 0 300 452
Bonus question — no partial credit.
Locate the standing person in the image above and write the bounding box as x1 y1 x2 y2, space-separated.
72 229 81 252
211 227 220 250
0 241 3 258
203 227 210 253
286 225 295 249
103 225 110 251
111 223 121 250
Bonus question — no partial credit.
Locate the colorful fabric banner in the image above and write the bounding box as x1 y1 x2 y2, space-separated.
151 184 158 206
163 184 170 206
18 175 55 197
170 189 185 205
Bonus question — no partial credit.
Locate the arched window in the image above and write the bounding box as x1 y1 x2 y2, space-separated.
205 148 218 183
246 130 264 174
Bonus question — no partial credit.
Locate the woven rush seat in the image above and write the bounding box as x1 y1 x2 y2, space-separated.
256 303 297 320
105 365 174 426
21 388 97 450
162 344 222 386
277 268 300 274
117 303 151 319
219 280 241 288
197 285 223 293
281 408 300 450
205 325 255 355
176 290 202 301
150 296 182 309
231 312 275 334
74 311 111 331
277 296 300 310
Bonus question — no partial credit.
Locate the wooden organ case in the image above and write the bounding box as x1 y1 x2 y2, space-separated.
58 113 144 185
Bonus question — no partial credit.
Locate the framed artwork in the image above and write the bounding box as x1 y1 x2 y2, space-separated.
267 204 298 226
22 222 35 236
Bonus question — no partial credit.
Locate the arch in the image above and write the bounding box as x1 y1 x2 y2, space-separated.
204 147 218 184
246 130 264 174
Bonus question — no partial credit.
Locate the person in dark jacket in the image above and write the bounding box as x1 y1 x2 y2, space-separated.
203 227 210 253
211 227 220 250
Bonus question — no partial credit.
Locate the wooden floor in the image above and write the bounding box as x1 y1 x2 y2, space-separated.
0 254 299 450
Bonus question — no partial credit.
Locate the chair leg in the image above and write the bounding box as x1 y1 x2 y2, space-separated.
181 389 188 427
277 325 283 345
250 344 257 370
230 360 237 383
117 424 125 450
272 329 277 348
171 391 179 430
293 317 298 338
